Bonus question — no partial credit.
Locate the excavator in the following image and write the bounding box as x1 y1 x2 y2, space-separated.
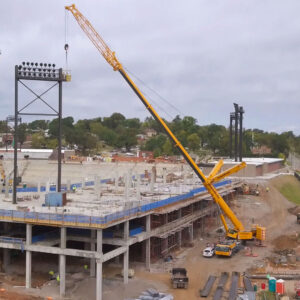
65 4 266 256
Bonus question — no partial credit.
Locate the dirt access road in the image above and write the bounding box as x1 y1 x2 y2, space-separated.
133 175 298 300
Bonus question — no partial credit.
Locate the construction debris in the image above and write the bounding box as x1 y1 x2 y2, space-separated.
125 288 174 300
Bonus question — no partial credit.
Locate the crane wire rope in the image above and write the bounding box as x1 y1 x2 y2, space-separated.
64 9 69 70
124 66 183 119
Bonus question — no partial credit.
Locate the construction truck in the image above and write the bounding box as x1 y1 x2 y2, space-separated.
66 4 266 256
215 240 238 257
170 268 189 289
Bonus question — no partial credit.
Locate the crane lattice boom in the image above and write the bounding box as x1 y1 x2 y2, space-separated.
65 4 122 71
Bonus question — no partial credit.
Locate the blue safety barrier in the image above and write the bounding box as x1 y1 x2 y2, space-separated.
129 226 144 236
32 229 59 243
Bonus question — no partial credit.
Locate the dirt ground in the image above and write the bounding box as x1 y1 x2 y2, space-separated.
1 174 299 300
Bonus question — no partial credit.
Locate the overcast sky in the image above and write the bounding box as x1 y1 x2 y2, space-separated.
0 1 300 134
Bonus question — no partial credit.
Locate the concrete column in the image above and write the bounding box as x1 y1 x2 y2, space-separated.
150 171 154 193
67 180 71 192
128 170 132 188
189 224 194 242
26 224 32 289
123 221 129 284
124 174 129 201
124 220 129 239
136 173 141 201
4 182 9 198
46 181 50 192
123 247 129 284
3 249 10 272
90 230 96 277
81 177 85 189
115 173 118 188
59 227 66 297
3 223 10 272
178 230 182 248
96 229 103 300
163 168 166 185
95 176 101 200
37 182 41 193
178 208 182 219
178 211 182 248
145 215 151 270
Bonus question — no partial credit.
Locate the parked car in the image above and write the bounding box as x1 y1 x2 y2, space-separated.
202 246 215 258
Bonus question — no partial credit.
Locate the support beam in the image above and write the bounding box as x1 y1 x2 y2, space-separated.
59 227 66 297
145 215 151 270
3 223 10 272
96 229 103 300
123 221 129 284
3 249 10 272
178 230 182 248
189 224 194 242
123 247 129 284
25 224 32 289
90 230 96 277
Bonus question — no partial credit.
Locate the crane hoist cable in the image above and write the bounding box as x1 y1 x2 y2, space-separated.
64 9 69 70
124 67 182 117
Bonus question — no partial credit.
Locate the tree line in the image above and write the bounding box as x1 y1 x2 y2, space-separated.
0 113 299 159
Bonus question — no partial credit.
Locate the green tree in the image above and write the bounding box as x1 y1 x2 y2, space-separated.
162 139 173 155
28 120 49 131
182 116 197 134
48 117 74 139
116 128 137 151
187 133 200 151
144 134 167 151
31 133 46 148
17 123 27 149
102 113 126 129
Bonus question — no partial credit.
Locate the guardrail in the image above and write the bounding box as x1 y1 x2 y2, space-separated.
0 180 232 228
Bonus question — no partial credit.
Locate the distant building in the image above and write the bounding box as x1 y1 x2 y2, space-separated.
144 128 157 138
137 150 154 159
251 145 272 155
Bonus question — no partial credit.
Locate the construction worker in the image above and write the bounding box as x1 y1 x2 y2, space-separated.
266 187 270 193
84 264 88 271
72 185 77 193
48 270 55 280
56 274 60 282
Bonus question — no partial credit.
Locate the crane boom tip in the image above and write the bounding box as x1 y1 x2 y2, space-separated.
65 4 75 11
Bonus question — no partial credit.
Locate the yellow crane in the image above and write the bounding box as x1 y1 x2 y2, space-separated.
65 4 265 246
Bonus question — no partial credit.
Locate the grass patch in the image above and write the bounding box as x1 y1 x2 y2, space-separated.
279 182 300 205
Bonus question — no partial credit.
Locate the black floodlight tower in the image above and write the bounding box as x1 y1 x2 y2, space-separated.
6 115 21 152
238 105 244 162
13 62 69 205
233 103 239 162
229 112 235 159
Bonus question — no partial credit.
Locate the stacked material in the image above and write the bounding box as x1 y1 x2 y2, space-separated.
125 288 173 300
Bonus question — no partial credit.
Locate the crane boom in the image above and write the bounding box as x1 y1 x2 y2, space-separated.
66 4 252 237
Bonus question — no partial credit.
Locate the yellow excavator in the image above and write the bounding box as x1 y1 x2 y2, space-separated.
65 4 266 255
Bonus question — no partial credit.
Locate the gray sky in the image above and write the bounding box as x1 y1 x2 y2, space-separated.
0 0 300 134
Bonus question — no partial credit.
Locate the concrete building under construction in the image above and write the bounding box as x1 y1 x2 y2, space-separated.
0 158 241 300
